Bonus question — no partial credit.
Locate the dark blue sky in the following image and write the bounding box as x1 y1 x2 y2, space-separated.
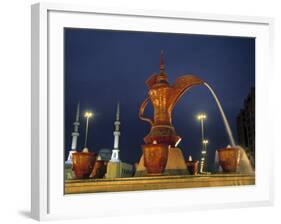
64 28 255 171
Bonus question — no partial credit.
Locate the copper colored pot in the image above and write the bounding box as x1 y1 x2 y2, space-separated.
90 160 107 178
186 160 198 175
142 144 169 175
72 152 97 179
217 147 240 172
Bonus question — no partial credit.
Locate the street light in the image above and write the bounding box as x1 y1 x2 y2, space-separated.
197 113 207 121
202 139 209 145
83 111 93 152
197 113 207 173
197 113 207 149
202 139 209 156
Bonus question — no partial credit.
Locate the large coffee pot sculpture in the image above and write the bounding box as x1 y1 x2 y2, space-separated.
139 52 203 175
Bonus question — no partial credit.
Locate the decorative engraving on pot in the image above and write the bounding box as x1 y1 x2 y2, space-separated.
72 152 97 179
218 147 241 172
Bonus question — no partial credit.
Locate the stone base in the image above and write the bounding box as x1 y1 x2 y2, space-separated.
65 173 255 194
105 162 121 178
135 147 189 176
105 161 134 178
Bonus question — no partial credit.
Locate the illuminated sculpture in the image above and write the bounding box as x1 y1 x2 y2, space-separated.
139 51 203 175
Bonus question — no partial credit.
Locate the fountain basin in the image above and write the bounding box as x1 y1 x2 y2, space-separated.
217 147 240 172
142 144 169 175
72 152 97 179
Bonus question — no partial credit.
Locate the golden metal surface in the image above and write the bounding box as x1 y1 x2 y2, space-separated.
139 52 203 146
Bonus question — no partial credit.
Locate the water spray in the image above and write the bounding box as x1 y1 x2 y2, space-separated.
204 82 236 147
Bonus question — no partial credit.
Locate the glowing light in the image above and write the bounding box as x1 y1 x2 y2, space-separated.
83 111 93 148
197 113 207 121
175 138 182 147
84 112 93 118
202 139 209 144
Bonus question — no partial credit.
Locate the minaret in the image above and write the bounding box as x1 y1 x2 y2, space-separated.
66 103 80 163
110 103 121 162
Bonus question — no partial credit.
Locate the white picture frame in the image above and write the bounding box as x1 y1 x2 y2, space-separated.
31 2 274 221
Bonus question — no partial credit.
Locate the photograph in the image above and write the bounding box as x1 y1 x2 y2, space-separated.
63 28 255 194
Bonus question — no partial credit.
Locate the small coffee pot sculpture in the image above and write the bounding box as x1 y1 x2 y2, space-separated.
186 155 199 175
139 51 203 175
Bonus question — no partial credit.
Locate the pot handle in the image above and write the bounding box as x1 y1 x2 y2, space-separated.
139 97 153 126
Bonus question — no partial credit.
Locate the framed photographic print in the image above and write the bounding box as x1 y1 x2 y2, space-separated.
31 2 274 221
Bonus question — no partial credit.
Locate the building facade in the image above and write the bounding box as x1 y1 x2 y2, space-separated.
236 87 255 168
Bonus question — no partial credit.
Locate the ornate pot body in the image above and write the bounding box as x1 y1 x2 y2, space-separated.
139 54 203 147
142 144 169 175
217 147 240 172
72 152 97 179
186 160 199 175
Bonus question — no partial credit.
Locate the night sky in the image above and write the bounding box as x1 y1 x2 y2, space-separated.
64 28 255 171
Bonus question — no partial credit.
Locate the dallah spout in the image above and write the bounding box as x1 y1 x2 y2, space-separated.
169 75 204 111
